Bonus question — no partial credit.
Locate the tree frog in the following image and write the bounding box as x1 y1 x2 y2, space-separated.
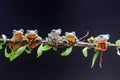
25 30 42 48
8 29 26 51
64 31 78 45
93 34 110 51
11 29 26 43
46 28 63 46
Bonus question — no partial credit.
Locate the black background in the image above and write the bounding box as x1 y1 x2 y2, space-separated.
0 0 120 80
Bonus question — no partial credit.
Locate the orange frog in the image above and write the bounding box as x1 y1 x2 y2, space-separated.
64 31 78 46
46 28 63 46
92 34 110 51
64 31 89 46
25 30 42 48
8 29 27 52
89 34 110 68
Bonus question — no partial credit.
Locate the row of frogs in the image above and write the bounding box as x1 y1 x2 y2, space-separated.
3 28 115 68
5 28 89 61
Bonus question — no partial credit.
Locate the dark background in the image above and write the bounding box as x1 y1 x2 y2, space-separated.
0 0 120 80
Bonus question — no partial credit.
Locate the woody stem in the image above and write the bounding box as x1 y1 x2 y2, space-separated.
0 38 119 49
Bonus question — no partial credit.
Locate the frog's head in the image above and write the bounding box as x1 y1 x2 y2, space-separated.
95 34 110 40
48 28 62 40
50 28 62 35
65 31 77 43
25 30 38 38
26 30 38 34
12 29 24 36
65 31 76 36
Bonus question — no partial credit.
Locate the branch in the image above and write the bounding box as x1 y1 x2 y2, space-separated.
2 35 120 68
1 29 119 68
77 41 119 49
1 38 119 49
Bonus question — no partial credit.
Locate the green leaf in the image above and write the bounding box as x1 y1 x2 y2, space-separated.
87 37 94 43
4 47 10 58
91 49 99 68
2 34 7 44
53 47 57 51
42 44 52 51
0 43 2 49
0 34 7 49
9 50 15 61
82 47 88 57
115 40 120 56
116 48 120 56
37 43 43 58
116 40 120 45
10 46 26 61
25 47 32 54
61 46 73 56
25 49 32 54
87 38 91 43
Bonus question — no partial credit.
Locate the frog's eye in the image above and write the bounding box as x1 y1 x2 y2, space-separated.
72 31 76 35
51 29 55 33
51 29 55 32
99 35 103 38
58 28 62 33
27 30 30 33
106 34 110 38
34 30 38 34
65 32 68 35
20 29 24 33
48 34 51 37
12 29 16 34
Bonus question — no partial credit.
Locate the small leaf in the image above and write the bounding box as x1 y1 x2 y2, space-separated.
42 44 52 51
116 40 120 45
10 46 26 61
25 49 32 54
87 38 91 43
4 47 10 58
82 47 88 57
0 43 2 49
9 50 15 61
37 43 43 58
0 34 7 49
2 34 7 44
115 40 120 56
117 48 120 56
25 47 32 54
91 49 99 68
61 46 73 56
87 37 94 43
53 47 57 51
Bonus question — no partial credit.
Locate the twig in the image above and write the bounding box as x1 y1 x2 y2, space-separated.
0 38 119 49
